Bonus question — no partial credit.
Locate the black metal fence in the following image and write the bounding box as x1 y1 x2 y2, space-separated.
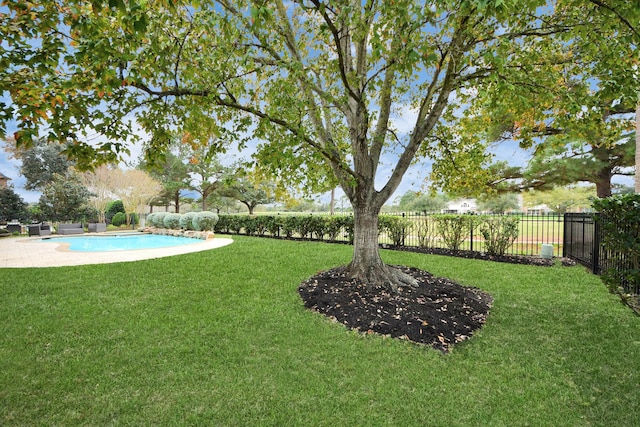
217 212 565 257
383 212 564 257
564 213 639 294
563 213 600 271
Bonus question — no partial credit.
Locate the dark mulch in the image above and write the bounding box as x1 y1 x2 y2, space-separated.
298 265 494 353
298 247 578 352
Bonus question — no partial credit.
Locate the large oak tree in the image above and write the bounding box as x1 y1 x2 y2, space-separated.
1 0 572 290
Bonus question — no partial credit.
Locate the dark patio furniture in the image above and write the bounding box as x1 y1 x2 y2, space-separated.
6 224 21 234
57 223 84 235
28 224 52 236
88 223 107 232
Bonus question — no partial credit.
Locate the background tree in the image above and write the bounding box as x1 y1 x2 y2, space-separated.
218 171 276 215
0 0 580 290
396 191 448 214
477 193 520 214
486 134 634 197
180 142 228 211
110 169 162 226
2 138 73 191
523 185 595 215
39 173 95 222
140 151 190 213
0 186 29 222
439 0 639 198
206 193 241 214
79 164 118 223
105 200 125 224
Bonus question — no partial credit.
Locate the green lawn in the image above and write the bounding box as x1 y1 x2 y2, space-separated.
2 236 639 426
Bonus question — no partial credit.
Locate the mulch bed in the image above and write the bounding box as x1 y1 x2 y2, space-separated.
298 249 578 353
298 265 494 353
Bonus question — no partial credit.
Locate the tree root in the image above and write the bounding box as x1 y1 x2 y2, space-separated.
345 263 419 293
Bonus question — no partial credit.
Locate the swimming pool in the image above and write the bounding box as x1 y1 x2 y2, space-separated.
42 234 202 252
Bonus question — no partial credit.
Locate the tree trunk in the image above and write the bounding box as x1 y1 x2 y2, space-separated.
330 188 335 215
173 190 181 213
346 203 417 292
636 98 640 194
592 147 613 198
595 168 613 198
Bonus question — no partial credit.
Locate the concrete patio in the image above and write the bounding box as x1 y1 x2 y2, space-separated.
0 235 234 268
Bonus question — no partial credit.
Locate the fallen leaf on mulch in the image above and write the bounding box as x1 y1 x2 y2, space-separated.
298 265 493 353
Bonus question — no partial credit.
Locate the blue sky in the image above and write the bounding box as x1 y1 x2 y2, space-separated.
0 117 537 206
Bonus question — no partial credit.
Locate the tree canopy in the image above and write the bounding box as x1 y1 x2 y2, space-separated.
38 172 95 222
1 0 603 290
436 0 639 198
0 186 29 222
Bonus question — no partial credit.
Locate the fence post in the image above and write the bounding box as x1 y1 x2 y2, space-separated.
592 213 600 275
562 213 568 258
469 217 473 252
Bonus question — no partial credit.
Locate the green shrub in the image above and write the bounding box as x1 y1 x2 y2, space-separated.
105 200 125 224
163 213 182 229
193 211 219 231
243 216 258 235
379 215 412 246
228 215 244 233
433 214 475 250
111 212 127 227
478 216 520 256
325 216 344 240
307 216 328 240
146 213 157 227
152 212 168 228
593 194 640 294
128 213 139 226
281 216 298 238
415 217 438 248
338 215 354 243
254 215 277 236
180 212 197 230
264 215 282 236
294 215 314 238
215 215 232 233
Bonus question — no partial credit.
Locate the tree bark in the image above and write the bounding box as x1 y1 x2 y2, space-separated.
173 190 181 214
346 201 417 292
595 168 613 198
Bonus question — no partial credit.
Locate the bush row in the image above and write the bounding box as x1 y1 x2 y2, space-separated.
146 211 219 231
215 214 355 242
214 214 520 255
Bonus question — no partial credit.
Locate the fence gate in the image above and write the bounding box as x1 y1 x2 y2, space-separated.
563 213 600 273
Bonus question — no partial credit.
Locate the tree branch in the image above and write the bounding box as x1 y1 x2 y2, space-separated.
588 0 640 39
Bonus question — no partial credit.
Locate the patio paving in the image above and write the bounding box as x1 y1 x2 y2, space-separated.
0 234 234 268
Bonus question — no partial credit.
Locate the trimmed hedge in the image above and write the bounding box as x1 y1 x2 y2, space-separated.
111 212 127 227
180 212 197 231
379 215 412 246
212 214 521 256
163 213 182 230
151 212 168 228
193 211 219 231
214 214 354 242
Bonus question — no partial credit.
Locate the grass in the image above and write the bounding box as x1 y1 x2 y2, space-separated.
2 235 640 426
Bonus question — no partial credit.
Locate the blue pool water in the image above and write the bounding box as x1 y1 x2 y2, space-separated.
43 234 200 252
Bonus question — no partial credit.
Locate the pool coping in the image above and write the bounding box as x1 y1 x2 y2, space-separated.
0 234 234 268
